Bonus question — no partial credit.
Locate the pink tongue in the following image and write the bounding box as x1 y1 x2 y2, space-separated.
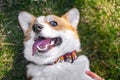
32 38 51 56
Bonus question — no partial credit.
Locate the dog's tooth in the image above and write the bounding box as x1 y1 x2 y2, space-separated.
39 48 47 51
37 45 47 51
36 42 52 52
37 46 41 51
50 41 54 45
44 44 49 49
41 43 50 51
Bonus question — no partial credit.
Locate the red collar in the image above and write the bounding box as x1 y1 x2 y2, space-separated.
45 50 78 65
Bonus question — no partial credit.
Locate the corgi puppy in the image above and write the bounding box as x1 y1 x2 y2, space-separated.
18 8 94 80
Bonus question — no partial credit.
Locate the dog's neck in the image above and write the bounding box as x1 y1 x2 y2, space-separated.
29 50 78 66
44 50 78 66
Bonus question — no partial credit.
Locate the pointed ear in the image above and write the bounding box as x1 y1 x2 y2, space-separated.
62 8 80 29
18 11 35 34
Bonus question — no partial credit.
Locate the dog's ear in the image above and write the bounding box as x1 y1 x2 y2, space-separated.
18 11 35 34
62 8 80 29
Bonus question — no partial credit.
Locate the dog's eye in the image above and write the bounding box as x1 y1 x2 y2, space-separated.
49 21 57 27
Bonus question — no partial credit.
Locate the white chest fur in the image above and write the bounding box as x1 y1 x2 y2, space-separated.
27 55 94 80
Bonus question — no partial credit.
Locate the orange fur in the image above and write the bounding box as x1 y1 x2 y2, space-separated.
45 15 79 39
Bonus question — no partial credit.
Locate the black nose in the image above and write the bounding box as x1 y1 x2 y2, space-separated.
32 24 43 33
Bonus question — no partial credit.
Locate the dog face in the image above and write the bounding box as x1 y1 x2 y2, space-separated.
18 8 80 65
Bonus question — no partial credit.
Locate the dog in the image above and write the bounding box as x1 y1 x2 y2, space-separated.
18 8 94 80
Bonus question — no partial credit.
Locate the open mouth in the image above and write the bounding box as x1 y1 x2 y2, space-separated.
32 36 62 56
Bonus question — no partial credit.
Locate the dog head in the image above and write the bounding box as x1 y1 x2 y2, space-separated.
18 8 80 65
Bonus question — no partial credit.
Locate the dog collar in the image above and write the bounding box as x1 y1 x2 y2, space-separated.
45 50 78 65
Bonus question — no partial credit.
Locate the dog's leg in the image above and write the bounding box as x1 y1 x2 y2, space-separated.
74 55 94 80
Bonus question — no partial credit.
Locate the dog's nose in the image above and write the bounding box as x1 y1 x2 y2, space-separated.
32 24 43 33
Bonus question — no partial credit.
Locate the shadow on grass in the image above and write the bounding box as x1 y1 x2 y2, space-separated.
1 0 77 80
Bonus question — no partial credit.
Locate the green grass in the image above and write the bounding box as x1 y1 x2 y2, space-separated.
0 0 120 80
